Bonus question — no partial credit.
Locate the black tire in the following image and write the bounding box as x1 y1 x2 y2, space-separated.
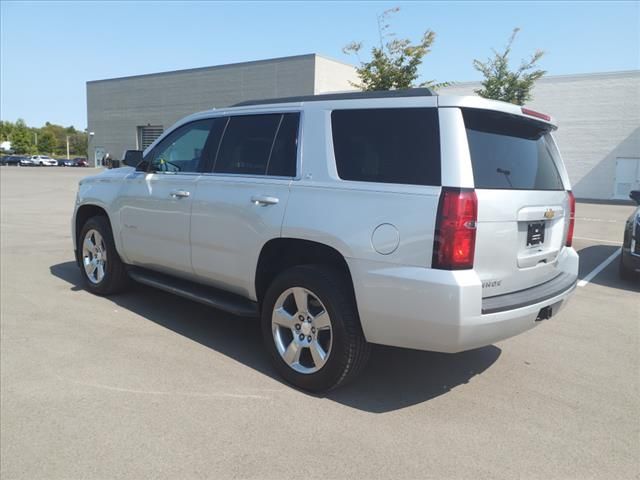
619 251 636 281
78 215 129 295
261 265 370 392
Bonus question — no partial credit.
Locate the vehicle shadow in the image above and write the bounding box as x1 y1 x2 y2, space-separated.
50 261 501 413
576 245 640 293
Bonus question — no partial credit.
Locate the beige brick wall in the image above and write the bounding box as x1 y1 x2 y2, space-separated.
313 55 359 94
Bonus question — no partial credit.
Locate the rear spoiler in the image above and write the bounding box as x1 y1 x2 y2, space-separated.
437 96 557 129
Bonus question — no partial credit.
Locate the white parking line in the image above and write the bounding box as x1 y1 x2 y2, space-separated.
577 249 621 287
573 236 623 245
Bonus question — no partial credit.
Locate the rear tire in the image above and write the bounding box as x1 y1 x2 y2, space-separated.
78 216 129 295
619 251 636 281
261 265 370 392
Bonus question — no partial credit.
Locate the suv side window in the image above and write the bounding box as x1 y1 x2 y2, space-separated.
149 119 214 173
331 108 441 186
267 113 299 177
213 113 299 177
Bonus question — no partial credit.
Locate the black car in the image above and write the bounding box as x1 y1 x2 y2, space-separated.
620 190 640 280
1 155 24 166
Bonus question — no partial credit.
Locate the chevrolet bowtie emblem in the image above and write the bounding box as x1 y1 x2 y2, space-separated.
544 209 555 219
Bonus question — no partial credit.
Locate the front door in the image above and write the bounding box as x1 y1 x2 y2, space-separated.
94 147 105 167
116 119 215 277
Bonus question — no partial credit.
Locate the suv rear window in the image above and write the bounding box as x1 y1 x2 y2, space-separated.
331 108 440 186
462 108 564 190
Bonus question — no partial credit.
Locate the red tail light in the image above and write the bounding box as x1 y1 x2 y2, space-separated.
521 107 551 122
565 191 576 247
432 188 478 270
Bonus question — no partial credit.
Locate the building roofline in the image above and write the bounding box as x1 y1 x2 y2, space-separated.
314 53 356 68
444 69 640 87
87 53 338 84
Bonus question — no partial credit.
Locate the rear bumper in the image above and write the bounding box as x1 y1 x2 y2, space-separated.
347 247 579 353
481 271 576 314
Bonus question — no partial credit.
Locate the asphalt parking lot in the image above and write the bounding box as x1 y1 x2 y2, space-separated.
1 167 638 479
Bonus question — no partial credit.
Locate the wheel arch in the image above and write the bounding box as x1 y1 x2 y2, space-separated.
74 204 118 265
255 238 357 308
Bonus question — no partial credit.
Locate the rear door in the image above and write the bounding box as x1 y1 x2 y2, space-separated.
190 112 299 299
460 107 572 297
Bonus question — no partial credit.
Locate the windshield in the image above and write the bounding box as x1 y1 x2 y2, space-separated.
463 108 564 190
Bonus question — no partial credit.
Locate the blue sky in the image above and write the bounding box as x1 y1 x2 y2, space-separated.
1 1 638 129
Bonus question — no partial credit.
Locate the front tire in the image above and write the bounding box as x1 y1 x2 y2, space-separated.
78 216 128 295
261 265 370 392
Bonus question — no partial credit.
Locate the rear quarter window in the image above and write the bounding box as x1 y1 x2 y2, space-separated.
462 108 564 190
331 108 440 186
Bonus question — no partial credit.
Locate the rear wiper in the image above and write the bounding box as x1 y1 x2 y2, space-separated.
496 167 513 188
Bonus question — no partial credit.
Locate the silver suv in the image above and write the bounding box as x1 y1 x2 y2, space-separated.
72 89 579 391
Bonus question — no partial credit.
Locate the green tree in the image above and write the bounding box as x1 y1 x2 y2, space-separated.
0 121 15 142
38 130 57 155
69 132 87 156
473 28 546 105
40 122 67 155
343 7 447 91
11 119 32 154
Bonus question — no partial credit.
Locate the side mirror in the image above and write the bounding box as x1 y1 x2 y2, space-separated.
122 150 143 168
629 190 640 205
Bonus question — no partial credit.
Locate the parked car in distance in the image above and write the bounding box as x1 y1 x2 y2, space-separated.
71 89 579 392
57 158 79 167
29 155 58 166
73 157 88 167
620 190 640 280
1 155 24 166
19 157 35 166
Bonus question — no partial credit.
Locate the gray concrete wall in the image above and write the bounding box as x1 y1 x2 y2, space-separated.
440 71 640 200
86 54 320 165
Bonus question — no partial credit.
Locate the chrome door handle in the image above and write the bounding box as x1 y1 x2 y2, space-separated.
170 190 190 198
250 195 279 206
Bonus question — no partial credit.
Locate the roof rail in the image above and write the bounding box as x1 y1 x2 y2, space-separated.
232 87 436 107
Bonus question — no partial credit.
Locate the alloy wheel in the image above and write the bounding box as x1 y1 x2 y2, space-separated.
271 287 333 374
82 229 107 284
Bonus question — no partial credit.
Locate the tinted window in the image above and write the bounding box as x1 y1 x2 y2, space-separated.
331 108 440 186
266 113 299 177
150 119 213 173
463 108 564 190
214 114 281 175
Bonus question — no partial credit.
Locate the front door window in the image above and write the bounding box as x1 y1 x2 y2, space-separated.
150 120 214 173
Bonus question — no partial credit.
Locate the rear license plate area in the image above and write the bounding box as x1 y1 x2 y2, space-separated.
527 222 545 247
